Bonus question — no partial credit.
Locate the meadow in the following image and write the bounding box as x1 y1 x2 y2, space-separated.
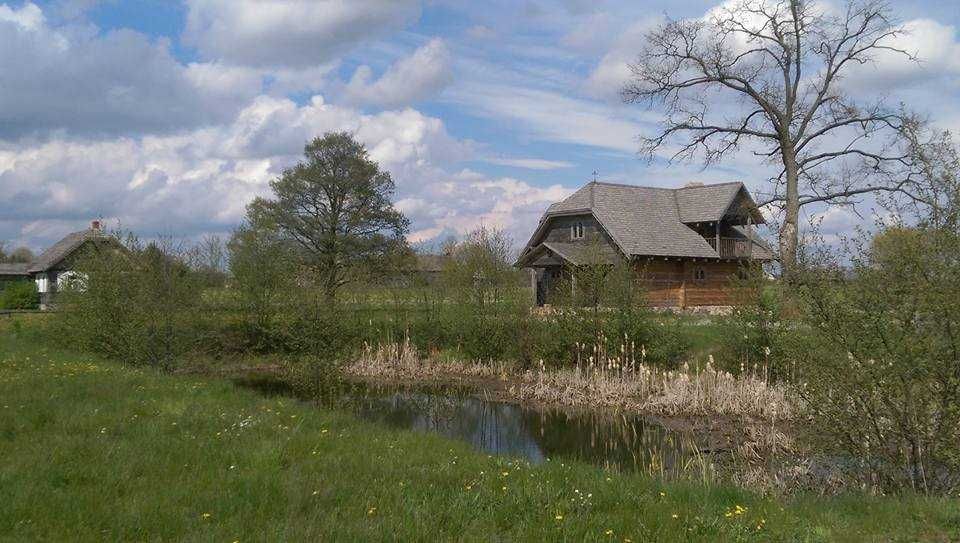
1 319 958 542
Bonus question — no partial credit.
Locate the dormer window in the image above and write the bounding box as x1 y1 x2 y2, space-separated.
694 267 706 282
571 221 584 240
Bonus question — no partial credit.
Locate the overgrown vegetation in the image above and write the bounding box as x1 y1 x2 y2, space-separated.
0 281 38 310
40 129 960 497
784 125 960 493
5 330 958 541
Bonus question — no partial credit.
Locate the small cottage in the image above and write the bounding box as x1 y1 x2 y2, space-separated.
515 181 774 308
0 221 112 309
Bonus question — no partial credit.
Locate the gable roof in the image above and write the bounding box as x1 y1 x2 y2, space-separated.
676 183 744 223
541 241 621 266
522 181 770 261
0 262 30 276
28 229 106 273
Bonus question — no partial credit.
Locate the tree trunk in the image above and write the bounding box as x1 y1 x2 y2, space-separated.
322 260 339 303
779 142 800 277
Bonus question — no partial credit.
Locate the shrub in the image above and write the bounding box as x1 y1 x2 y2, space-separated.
56 234 207 369
0 281 39 310
789 225 960 493
717 268 796 380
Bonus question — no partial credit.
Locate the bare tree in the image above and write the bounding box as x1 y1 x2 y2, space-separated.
623 0 922 272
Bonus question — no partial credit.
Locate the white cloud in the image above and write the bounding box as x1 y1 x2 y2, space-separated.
183 0 421 68
583 18 658 102
561 11 617 54
843 18 960 92
0 2 44 30
450 83 648 153
0 92 564 252
0 2 262 139
404 169 573 244
340 38 453 108
484 157 574 170
466 24 496 40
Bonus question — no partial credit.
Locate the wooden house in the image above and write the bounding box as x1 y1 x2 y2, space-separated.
0 221 113 309
515 181 774 308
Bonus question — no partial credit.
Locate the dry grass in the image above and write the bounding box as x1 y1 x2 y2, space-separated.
519 361 791 421
346 339 793 422
347 338 510 381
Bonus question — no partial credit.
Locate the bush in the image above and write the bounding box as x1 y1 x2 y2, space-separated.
788 225 960 493
56 234 207 369
0 281 39 310
716 268 796 379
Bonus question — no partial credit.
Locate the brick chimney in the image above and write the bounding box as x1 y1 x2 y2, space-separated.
91 220 101 231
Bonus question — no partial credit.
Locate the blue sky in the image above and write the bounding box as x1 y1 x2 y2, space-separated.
2 0 959 251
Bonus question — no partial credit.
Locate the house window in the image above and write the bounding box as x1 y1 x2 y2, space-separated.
693 267 706 282
571 221 585 240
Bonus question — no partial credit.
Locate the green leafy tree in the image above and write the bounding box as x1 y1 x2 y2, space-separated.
247 132 409 301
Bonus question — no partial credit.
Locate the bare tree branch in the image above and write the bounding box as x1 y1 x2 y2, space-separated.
622 0 920 270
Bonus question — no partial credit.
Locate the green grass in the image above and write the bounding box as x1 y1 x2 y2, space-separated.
0 325 957 541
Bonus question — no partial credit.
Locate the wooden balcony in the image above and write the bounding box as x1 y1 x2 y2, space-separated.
706 237 754 259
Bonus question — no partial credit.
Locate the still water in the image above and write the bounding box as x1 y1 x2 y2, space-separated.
237 376 706 474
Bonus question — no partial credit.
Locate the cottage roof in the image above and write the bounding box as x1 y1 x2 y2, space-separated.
521 181 771 262
28 228 105 273
540 241 621 266
0 262 30 276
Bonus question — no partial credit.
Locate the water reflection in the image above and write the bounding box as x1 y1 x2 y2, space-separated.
234 374 704 474
340 384 703 474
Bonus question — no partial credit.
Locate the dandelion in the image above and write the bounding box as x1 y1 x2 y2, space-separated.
555 514 563 521
201 513 211 519
367 507 377 515
671 514 679 519
605 529 614 535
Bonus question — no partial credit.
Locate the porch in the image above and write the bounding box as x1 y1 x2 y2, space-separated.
706 237 755 259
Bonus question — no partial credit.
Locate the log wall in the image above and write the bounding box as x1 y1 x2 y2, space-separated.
637 259 748 307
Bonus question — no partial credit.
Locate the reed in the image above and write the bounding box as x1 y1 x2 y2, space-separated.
347 337 510 381
347 339 793 422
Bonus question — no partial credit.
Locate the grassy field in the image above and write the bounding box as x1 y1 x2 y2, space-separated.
0 323 957 541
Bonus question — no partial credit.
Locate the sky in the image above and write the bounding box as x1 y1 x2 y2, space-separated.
1 0 959 253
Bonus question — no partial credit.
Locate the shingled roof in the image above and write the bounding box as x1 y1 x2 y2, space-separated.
521 181 770 261
0 262 30 277
27 228 106 273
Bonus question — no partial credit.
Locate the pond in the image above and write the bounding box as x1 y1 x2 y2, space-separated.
235 375 710 476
